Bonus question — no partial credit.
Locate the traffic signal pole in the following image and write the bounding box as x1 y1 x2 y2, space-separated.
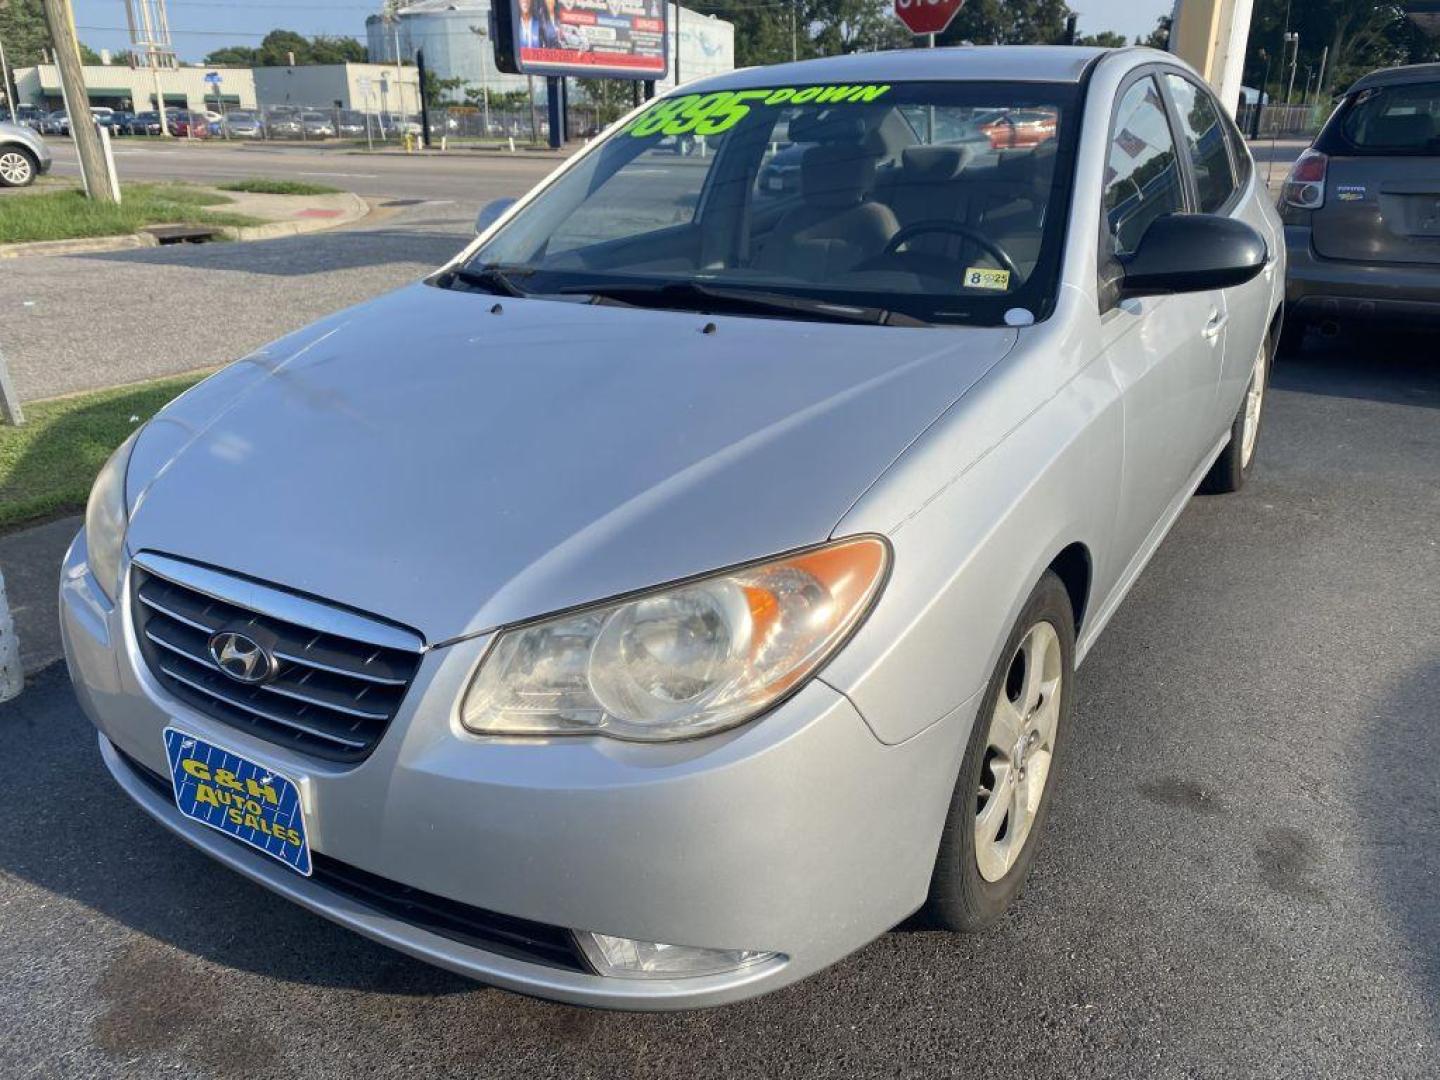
41 0 119 202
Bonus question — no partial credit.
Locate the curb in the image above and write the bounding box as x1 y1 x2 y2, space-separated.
0 233 158 259
220 191 370 241
0 192 371 258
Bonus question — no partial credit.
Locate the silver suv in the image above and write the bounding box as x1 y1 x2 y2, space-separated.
0 120 51 187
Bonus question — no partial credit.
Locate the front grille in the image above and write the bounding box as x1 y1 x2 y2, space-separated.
130 557 423 763
115 748 589 973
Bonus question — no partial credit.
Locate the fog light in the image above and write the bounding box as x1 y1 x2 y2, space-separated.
577 931 781 979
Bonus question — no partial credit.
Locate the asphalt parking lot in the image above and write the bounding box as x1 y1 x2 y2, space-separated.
1 326 1436 1078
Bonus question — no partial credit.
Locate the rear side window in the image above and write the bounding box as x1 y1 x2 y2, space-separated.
1104 77 1187 255
1165 74 1236 212
1333 82 1440 154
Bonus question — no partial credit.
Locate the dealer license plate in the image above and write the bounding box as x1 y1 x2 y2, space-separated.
163 728 312 876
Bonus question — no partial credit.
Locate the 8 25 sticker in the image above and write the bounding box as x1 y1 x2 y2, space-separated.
964 266 1011 291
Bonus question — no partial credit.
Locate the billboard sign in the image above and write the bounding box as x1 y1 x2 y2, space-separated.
502 0 669 80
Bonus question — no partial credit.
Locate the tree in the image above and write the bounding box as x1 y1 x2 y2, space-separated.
421 70 465 107
811 0 911 56
1076 30 1128 49
1136 14 1171 49
0 0 51 66
257 30 315 67
575 78 631 126
204 45 259 66
1244 0 1440 103
205 30 370 68
309 35 367 65
78 42 103 65
937 0 1070 47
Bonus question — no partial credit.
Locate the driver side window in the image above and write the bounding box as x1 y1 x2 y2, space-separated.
1103 77 1186 255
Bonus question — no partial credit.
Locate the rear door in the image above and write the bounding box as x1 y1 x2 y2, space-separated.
1312 78 1440 265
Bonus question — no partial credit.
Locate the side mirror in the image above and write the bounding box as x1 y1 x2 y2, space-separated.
1119 214 1267 298
475 197 516 235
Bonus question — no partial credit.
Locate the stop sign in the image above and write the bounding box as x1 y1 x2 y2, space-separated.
894 0 964 36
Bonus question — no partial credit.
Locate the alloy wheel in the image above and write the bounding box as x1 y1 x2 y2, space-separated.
975 620 1063 883
1240 341 1267 469
0 150 33 186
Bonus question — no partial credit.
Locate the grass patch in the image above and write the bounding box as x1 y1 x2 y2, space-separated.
0 183 260 244
217 177 343 196
0 373 207 530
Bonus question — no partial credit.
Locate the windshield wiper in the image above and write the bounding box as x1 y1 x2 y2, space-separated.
560 281 929 327
445 265 529 297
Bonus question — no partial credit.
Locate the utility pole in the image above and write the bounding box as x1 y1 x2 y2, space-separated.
0 31 16 124
791 1 797 61
673 0 680 85
417 48 431 148
1313 45 1329 105
41 0 118 203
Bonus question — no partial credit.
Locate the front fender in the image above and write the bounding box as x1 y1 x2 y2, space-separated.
822 301 1121 746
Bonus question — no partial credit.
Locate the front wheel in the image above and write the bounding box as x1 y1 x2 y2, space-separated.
1200 329 1271 495
0 147 36 188
923 571 1075 932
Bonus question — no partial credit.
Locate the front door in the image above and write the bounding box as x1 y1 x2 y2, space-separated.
1096 74 1222 580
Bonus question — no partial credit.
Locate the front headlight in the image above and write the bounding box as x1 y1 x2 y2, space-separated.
84 430 140 603
460 536 889 742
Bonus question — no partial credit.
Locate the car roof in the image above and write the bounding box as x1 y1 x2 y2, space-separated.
1347 62 1440 93
682 45 1128 96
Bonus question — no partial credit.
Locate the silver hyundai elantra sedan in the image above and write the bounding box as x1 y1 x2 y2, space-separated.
61 45 1283 1009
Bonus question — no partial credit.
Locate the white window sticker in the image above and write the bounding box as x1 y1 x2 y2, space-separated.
964 267 1011 291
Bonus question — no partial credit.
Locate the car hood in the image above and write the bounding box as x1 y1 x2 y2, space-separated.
126 283 1015 643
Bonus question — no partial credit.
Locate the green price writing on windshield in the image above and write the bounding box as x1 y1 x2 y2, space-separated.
626 84 892 138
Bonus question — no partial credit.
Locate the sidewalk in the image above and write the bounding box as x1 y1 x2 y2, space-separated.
0 188 370 259
0 515 77 676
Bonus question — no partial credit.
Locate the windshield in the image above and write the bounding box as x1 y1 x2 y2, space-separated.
463 80 1077 326
1330 81 1440 155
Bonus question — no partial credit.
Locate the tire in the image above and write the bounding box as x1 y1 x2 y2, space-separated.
1200 328 1272 495
0 146 37 188
923 570 1075 932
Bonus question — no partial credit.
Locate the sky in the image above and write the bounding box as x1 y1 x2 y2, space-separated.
72 0 1177 64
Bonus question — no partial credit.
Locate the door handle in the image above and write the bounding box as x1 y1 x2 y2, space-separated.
1202 310 1228 341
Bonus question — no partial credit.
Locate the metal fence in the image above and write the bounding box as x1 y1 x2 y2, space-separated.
1235 102 1331 139
100 103 560 146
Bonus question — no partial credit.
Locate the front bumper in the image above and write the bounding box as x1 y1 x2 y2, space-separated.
1285 225 1440 324
61 530 972 1009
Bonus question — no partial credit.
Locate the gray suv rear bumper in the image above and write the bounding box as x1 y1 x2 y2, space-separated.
1285 225 1440 324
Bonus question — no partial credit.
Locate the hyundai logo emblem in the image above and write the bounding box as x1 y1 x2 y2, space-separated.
208 630 276 685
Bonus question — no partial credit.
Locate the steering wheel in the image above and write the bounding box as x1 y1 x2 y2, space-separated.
875 220 1020 279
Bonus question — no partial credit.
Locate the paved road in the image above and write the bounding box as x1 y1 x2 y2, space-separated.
2 146 559 402
2 332 1436 1078
42 138 568 203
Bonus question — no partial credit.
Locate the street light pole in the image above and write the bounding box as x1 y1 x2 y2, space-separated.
470 25 492 137
1284 31 1299 105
